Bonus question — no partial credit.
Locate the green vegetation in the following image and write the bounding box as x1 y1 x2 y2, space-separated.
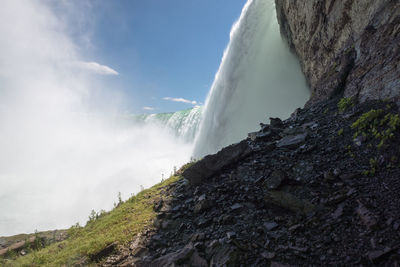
1 175 182 266
346 144 355 158
351 109 400 149
337 128 344 136
337 97 355 113
363 157 378 176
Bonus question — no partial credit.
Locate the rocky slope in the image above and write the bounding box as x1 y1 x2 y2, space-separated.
0 230 67 259
103 98 400 266
275 0 400 104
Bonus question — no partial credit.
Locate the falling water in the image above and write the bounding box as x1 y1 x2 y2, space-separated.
131 106 203 143
193 0 310 157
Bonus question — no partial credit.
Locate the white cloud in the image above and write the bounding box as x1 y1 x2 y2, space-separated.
143 106 154 111
77 61 119 75
163 97 197 105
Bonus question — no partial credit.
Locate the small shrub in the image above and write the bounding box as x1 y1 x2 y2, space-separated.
338 97 355 113
352 109 400 149
337 128 344 136
363 157 378 176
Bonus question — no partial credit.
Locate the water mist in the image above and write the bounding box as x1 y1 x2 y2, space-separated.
0 0 191 236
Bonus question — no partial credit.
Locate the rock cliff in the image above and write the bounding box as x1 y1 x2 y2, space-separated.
275 0 400 104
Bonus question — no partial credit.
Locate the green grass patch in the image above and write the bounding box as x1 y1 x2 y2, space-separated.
337 97 355 113
352 109 400 149
1 175 181 267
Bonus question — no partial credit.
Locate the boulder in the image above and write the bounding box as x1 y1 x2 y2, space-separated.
150 245 207 267
264 190 316 215
183 140 252 185
209 245 240 266
270 117 284 128
276 133 307 149
150 246 194 267
265 170 287 189
89 242 117 262
356 200 378 229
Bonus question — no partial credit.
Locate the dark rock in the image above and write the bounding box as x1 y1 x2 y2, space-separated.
194 242 205 251
367 247 393 263
393 221 400 231
323 171 336 182
206 240 220 256
248 130 273 141
183 140 252 185
356 201 378 229
264 222 279 231
153 199 163 212
265 170 287 189
230 203 243 211
339 173 357 181
261 251 276 259
270 117 284 128
288 224 302 232
161 220 171 230
264 190 316 215
248 131 258 141
270 262 292 267
209 245 239 266
289 245 308 253
332 204 344 219
191 233 205 242
132 246 148 258
197 217 212 228
150 246 194 266
227 232 237 240
301 121 318 130
189 251 208 267
90 242 117 262
218 214 235 225
276 133 308 149
194 199 210 214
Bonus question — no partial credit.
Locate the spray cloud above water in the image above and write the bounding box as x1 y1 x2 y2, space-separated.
0 0 192 236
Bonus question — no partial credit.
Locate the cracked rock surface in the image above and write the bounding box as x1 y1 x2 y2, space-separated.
275 0 400 104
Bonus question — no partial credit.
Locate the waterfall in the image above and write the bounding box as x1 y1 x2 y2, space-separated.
193 0 310 157
131 106 203 143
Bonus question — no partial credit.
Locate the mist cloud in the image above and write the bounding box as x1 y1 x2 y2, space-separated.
0 0 191 235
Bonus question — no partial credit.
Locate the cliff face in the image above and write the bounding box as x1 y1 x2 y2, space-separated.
275 0 400 104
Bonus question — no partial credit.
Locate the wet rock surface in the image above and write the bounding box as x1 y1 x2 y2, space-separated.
103 98 400 266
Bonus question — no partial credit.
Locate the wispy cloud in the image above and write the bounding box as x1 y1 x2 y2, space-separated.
143 106 154 111
163 97 197 105
77 61 119 75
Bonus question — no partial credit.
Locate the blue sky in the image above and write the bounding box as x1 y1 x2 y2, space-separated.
55 1 247 113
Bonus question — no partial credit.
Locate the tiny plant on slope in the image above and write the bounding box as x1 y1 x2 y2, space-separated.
337 97 355 113
351 109 400 149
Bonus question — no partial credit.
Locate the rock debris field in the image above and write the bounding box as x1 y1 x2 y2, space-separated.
104 98 400 266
